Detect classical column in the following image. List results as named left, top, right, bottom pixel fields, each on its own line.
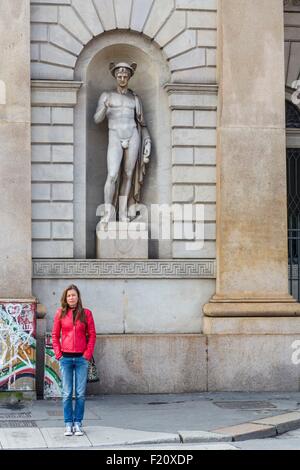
left=204, top=0, right=300, bottom=317
left=0, top=0, right=33, bottom=299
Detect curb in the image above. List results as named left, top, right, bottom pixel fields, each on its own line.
left=209, top=411, right=300, bottom=442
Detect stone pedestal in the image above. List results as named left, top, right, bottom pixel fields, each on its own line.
left=96, top=222, right=148, bottom=259
left=203, top=316, right=300, bottom=391
left=204, top=0, right=300, bottom=317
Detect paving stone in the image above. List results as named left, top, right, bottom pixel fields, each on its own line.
left=0, top=428, right=47, bottom=449
left=178, top=430, right=233, bottom=443
left=40, top=427, right=91, bottom=448
left=84, top=426, right=180, bottom=447
left=214, top=422, right=277, bottom=441
left=253, top=411, right=300, bottom=435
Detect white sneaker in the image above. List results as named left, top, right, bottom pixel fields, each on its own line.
left=64, top=424, right=73, bottom=436
left=73, top=423, right=84, bottom=436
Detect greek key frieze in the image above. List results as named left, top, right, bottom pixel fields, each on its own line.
left=32, top=260, right=216, bottom=279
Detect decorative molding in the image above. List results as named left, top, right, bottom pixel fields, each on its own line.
left=286, top=128, right=300, bottom=147
left=165, top=82, right=218, bottom=111
left=31, top=80, right=83, bottom=90
left=32, top=259, right=216, bottom=279
left=164, top=83, right=218, bottom=95
left=284, top=0, right=300, bottom=7
left=31, top=80, right=83, bottom=107
left=0, top=298, right=37, bottom=303
left=30, top=2, right=217, bottom=80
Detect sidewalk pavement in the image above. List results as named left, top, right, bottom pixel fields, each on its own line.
left=0, top=391, right=300, bottom=449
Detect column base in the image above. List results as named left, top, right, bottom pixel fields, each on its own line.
left=203, top=295, right=300, bottom=317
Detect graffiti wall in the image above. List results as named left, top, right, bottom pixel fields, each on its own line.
left=44, top=333, right=62, bottom=398
left=0, top=303, right=36, bottom=391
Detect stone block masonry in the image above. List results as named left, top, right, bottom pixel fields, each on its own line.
left=31, top=81, right=81, bottom=258
left=30, top=0, right=217, bottom=259
left=30, top=0, right=217, bottom=81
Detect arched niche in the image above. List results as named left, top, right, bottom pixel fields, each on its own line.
left=74, top=31, right=171, bottom=259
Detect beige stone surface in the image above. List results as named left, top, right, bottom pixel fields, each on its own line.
left=0, top=0, right=31, bottom=298
left=252, top=411, right=300, bottom=434
left=203, top=316, right=300, bottom=334
left=30, top=0, right=217, bottom=85
left=253, top=411, right=300, bottom=426
left=204, top=1, right=290, bottom=314
left=33, top=277, right=213, bottom=334
left=213, top=423, right=276, bottom=441
left=203, top=301, right=300, bottom=317
left=208, top=335, right=300, bottom=391
left=219, top=0, right=285, bottom=128
left=92, top=334, right=207, bottom=393
left=0, top=125, right=31, bottom=297
left=216, top=127, right=288, bottom=297
left=96, top=222, right=149, bottom=259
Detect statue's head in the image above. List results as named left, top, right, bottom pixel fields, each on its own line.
left=109, top=62, right=137, bottom=87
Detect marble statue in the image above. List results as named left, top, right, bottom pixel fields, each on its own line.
left=94, top=62, right=151, bottom=223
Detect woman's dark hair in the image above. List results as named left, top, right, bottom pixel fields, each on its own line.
left=60, top=284, right=86, bottom=324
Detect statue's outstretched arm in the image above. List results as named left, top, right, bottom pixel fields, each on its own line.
left=94, top=92, right=109, bottom=124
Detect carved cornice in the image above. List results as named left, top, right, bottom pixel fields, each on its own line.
left=31, top=80, right=83, bottom=107
left=0, top=298, right=37, bottom=303
left=32, top=259, right=216, bottom=279
left=284, top=0, right=300, bottom=7
left=31, top=80, right=83, bottom=90
left=164, top=83, right=218, bottom=95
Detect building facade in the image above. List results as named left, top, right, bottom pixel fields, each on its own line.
left=1, top=0, right=300, bottom=395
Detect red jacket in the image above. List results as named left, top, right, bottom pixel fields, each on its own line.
left=52, top=307, right=96, bottom=361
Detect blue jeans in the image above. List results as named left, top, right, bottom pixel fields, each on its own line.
left=59, top=356, right=89, bottom=426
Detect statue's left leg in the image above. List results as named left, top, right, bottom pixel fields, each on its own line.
left=119, top=129, right=140, bottom=221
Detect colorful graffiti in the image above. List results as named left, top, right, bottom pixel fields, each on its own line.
left=0, top=303, right=36, bottom=391
left=44, top=333, right=62, bottom=398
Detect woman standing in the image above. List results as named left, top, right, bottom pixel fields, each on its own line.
left=52, top=284, right=96, bottom=436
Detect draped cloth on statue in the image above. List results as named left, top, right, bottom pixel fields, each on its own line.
left=112, top=92, right=150, bottom=220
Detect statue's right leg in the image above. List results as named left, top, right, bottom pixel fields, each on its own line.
left=102, top=133, right=123, bottom=223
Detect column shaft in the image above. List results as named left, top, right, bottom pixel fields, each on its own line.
left=204, top=0, right=300, bottom=316
left=0, top=0, right=32, bottom=298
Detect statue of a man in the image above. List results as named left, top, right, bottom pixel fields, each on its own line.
left=94, top=62, right=151, bottom=224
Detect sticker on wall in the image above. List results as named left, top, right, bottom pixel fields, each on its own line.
left=0, top=303, right=36, bottom=391
left=44, top=333, right=62, bottom=398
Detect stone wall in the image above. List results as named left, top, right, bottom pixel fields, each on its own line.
left=30, top=0, right=217, bottom=82
left=30, top=0, right=218, bottom=259
left=31, top=81, right=80, bottom=258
